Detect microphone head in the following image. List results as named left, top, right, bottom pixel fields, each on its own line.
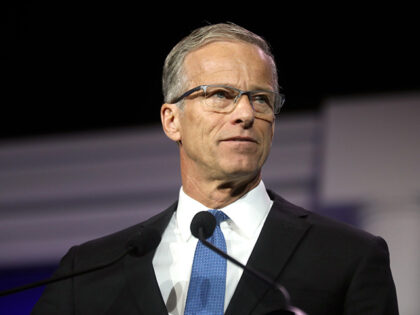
left=190, top=211, right=217, bottom=239
left=127, top=227, right=161, bottom=257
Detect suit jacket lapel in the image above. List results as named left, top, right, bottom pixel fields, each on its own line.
left=121, top=191, right=310, bottom=314
left=124, top=202, right=177, bottom=315
left=226, top=191, right=311, bottom=315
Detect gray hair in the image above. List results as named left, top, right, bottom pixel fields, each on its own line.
left=162, top=22, right=279, bottom=104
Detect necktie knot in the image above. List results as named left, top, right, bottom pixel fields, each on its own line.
left=208, top=209, right=228, bottom=226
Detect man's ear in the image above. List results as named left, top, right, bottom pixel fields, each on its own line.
left=161, top=103, right=182, bottom=142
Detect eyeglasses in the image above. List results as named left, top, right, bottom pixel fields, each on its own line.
left=171, top=85, right=285, bottom=116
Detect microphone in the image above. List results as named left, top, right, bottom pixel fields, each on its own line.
left=190, top=211, right=307, bottom=315
left=0, top=226, right=161, bottom=297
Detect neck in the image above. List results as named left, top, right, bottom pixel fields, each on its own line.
left=181, top=171, right=262, bottom=209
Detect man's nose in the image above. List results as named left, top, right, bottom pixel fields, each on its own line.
left=231, top=94, right=255, bottom=127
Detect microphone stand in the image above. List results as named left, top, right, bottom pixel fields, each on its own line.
left=0, top=227, right=161, bottom=297
left=198, top=228, right=307, bottom=315
left=0, top=248, right=129, bottom=297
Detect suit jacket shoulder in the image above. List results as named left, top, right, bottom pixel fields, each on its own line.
left=32, top=201, right=177, bottom=315
left=247, top=190, right=399, bottom=315
left=269, top=189, right=385, bottom=248
left=73, top=201, right=177, bottom=269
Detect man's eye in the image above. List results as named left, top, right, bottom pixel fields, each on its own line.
left=253, top=94, right=270, bottom=104
left=207, top=89, right=235, bottom=100
left=215, top=91, right=228, bottom=99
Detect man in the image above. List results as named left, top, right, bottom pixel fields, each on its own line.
left=32, top=23, right=398, bottom=315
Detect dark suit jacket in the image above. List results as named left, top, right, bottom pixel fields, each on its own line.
left=32, top=191, right=398, bottom=315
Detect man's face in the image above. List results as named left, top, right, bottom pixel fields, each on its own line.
left=168, top=41, right=275, bottom=182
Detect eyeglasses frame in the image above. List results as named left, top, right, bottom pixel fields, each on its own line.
left=170, top=84, right=285, bottom=115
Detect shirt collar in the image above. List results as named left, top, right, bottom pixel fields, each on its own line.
left=176, top=180, right=273, bottom=241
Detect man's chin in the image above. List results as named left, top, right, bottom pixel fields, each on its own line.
left=220, top=163, right=261, bottom=180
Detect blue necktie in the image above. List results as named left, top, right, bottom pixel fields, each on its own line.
left=185, top=210, right=228, bottom=315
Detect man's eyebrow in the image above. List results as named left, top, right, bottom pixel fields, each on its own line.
left=205, top=83, right=275, bottom=91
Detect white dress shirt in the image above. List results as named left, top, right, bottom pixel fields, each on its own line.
left=152, top=181, right=273, bottom=315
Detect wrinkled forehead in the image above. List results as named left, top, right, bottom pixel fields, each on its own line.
left=183, top=40, right=276, bottom=89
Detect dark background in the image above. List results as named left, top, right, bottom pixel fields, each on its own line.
left=3, top=2, right=419, bottom=141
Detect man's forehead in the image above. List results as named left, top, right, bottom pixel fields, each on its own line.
left=183, top=40, right=274, bottom=87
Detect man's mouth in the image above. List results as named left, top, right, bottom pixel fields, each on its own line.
left=222, top=136, right=257, bottom=143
